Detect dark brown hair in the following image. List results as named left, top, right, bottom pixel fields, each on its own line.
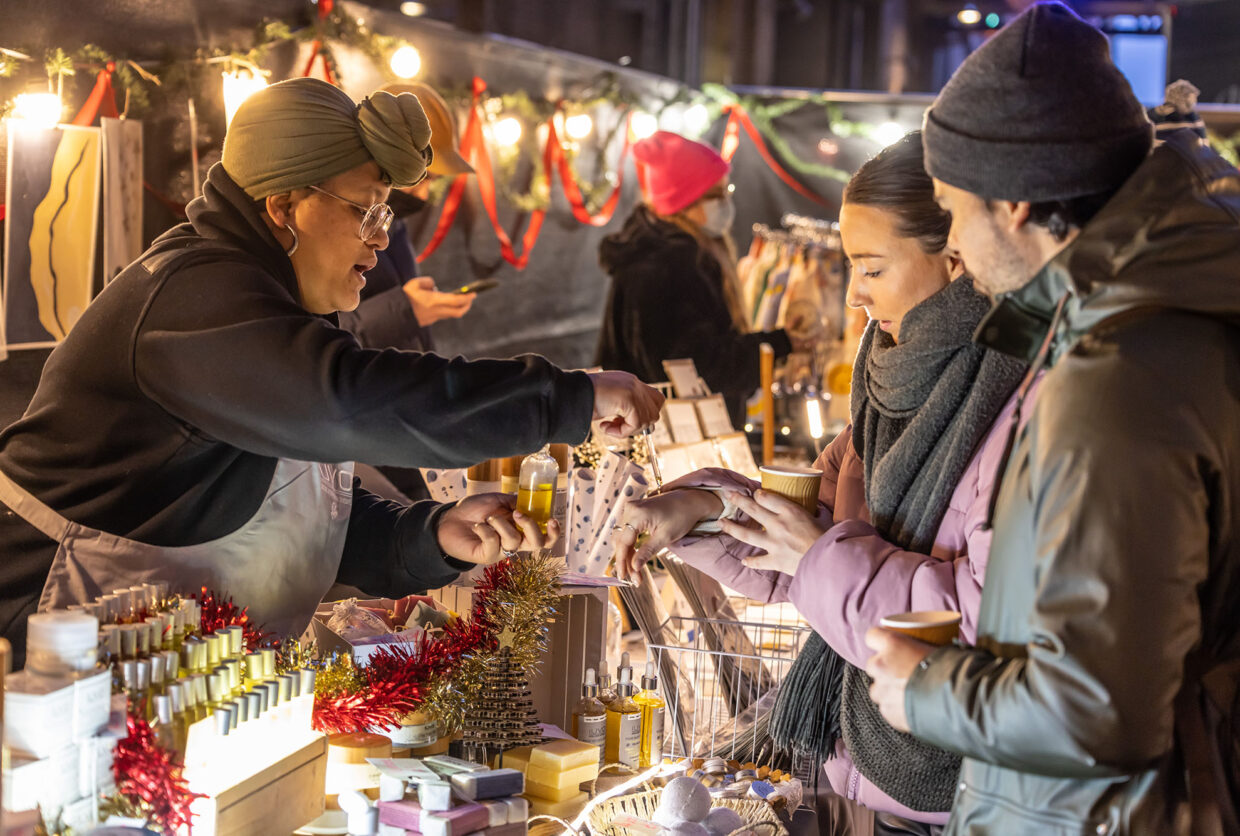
left=843, top=131, right=951, bottom=255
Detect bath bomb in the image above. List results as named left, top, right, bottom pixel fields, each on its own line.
left=659, top=823, right=710, bottom=836
left=654, top=777, right=712, bottom=826
left=703, top=808, right=746, bottom=836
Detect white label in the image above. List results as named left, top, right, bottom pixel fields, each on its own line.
left=576, top=712, right=606, bottom=749
left=380, top=721, right=440, bottom=748
left=72, top=669, right=112, bottom=739
left=619, top=712, right=641, bottom=767
left=644, top=708, right=664, bottom=763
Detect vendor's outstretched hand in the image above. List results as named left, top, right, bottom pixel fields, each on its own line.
left=437, top=493, right=560, bottom=565
left=614, top=489, right=724, bottom=583
left=727, top=489, right=827, bottom=575
left=588, top=371, right=665, bottom=438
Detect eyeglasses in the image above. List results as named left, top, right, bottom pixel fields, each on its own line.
left=306, top=185, right=394, bottom=240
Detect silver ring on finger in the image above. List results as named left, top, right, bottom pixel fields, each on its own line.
left=502, top=548, right=519, bottom=559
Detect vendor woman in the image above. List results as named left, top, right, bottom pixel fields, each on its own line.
left=0, top=78, right=663, bottom=666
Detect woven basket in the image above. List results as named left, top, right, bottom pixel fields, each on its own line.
left=586, top=788, right=787, bottom=836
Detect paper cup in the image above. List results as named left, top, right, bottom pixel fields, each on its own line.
left=879, top=610, right=962, bottom=646
left=758, top=465, right=823, bottom=514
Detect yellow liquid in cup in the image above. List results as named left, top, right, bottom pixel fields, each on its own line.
left=517, top=483, right=554, bottom=533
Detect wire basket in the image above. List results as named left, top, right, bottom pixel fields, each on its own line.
left=586, top=788, right=788, bottom=836
left=647, top=613, right=812, bottom=771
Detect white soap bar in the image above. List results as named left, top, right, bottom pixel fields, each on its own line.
left=503, top=797, right=528, bottom=824
left=379, top=773, right=407, bottom=803
left=484, top=801, right=508, bottom=827
left=418, top=779, right=455, bottom=811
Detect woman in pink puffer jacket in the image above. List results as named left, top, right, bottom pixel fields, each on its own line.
left=615, top=133, right=1039, bottom=834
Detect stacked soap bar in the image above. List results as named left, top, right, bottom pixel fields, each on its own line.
left=373, top=755, right=530, bottom=836
left=492, top=738, right=601, bottom=813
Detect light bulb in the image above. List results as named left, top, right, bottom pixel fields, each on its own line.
left=565, top=113, right=593, bottom=140
left=10, top=92, right=63, bottom=129
left=873, top=121, right=905, bottom=148
left=957, top=6, right=982, bottom=25
left=683, top=104, right=709, bottom=137
left=400, top=1, right=428, bottom=15
left=222, top=70, right=269, bottom=127
left=494, top=117, right=522, bottom=147
left=630, top=111, right=658, bottom=139
left=806, top=397, right=825, bottom=440
left=389, top=45, right=421, bottom=79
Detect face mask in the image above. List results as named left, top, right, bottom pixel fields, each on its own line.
left=699, top=194, right=736, bottom=238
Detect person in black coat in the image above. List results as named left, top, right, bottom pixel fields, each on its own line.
left=0, top=78, right=663, bottom=666
left=595, top=131, right=796, bottom=427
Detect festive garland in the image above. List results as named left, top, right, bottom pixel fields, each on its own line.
left=193, top=586, right=278, bottom=652
left=310, top=553, right=560, bottom=736
left=100, top=714, right=203, bottom=836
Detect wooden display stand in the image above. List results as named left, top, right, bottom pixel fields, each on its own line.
left=188, top=734, right=328, bottom=836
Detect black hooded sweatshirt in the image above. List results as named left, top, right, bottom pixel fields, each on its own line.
left=0, top=164, right=593, bottom=658
left=595, top=206, right=790, bottom=424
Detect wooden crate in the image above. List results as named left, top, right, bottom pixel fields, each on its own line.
left=189, top=734, right=327, bottom=836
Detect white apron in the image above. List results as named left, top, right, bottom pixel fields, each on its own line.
left=0, top=458, right=354, bottom=640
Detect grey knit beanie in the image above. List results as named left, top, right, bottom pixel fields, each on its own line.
left=923, top=1, right=1153, bottom=202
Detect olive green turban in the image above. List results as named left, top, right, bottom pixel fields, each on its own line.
left=222, top=77, right=434, bottom=200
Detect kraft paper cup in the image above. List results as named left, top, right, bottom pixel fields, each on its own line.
left=879, top=610, right=962, bottom=646
left=758, top=465, right=823, bottom=514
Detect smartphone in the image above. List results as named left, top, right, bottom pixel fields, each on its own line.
left=457, top=279, right=500, bottom=294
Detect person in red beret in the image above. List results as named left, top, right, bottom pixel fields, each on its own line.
left=595, top=131, right=805, bottom=427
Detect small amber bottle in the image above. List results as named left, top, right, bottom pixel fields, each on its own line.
left=604, top=668, right=641, bottom=768
left=571, top=668, right=608, bottom=763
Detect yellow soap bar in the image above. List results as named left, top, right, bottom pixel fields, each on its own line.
left=524, top=790, right=589, bottom=816
left=494, top=746, right=535, bottom=771
left=528, top=739, right=601, bottom=771
left=525, top=761, right=598, bottom=791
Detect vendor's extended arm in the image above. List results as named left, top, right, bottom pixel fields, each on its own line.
left=337, top=485, right=558, bottom=596
left=135, top=262, right=596, bottom=467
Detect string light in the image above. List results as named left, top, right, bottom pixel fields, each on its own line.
left=682, top=103, right=710, bottom=137
left=10, top=91, right=63, bottom=129
left=565, top=113, right=593, bottom=140
left=389, top=44, right=421, bottom=79
left=630, top=111, right=658, bottom=139
left=493, top=116, right=522, bottom=147
left=221, top=69, right=268, bottom=127
left=874, top=121, right=905, bottom=147
left=806, top=396, right=825, bottom=440
left=400, top=1, right=428, bottom=15
left=957, top=5, right=982, bottom=25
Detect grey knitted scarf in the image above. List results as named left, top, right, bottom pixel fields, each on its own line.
left=769, top=277, right=1025, bottom=812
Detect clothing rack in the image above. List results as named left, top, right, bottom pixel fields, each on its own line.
left=780, top=213, right=841, bottom=249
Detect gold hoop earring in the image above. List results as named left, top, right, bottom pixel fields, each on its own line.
left=283, top=223, right=300, bottom=257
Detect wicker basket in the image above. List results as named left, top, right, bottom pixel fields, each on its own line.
left=586, top=788, right=787, bottom=836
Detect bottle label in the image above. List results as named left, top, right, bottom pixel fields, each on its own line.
left=648, top=707, right=664, bottom=762
left=576, top=712, right=606, bottom=749
left=619, top=712, right=641, bottom=767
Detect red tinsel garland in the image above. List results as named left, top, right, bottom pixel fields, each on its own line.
left=312, top=631, right=464, bottom=734
left=310, top=564, right=518, bottom=734
left=112, top=713, right=203, bottom=835
left=193, top=587, right=276, bottom=651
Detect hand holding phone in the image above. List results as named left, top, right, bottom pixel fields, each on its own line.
left=457, top=279, right=500, bottom=294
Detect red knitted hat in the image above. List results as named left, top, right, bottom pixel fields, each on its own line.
left=632, top=131, right=730, bottom=215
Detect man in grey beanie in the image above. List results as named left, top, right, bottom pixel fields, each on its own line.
left=863, top=2, right=1240, bottom=833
